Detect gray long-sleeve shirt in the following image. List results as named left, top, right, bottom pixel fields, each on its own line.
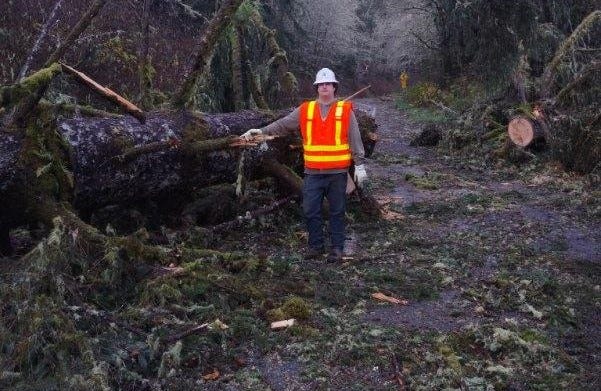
left=261, top=102, right=366, bottom=174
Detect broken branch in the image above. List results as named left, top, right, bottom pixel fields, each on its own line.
left=60, top=62, right=146, bottom=123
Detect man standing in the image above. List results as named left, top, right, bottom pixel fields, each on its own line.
left=240, top=68, right=368, bottom=262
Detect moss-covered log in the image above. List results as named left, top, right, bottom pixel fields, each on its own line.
left=0, top=107, right=377, bottom=247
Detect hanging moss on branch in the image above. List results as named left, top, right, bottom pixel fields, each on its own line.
left=555, top=61, right=601, bottom=104
left=249, top=8, right=298, bottom=95
left=171, top=0, right=245, bottom=109
left=238, top=30, right=269, bottom=110
left=540, top=10, right=601, bottom=98
left=0, top=63, right=63, bottom=111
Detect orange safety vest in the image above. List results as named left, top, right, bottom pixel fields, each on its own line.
left=299, top=100, right=353, bottom=170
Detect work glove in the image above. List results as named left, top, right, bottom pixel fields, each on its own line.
left=353, top=164, right=367, bottom=188
left=240, top=128, right=262, bottom=141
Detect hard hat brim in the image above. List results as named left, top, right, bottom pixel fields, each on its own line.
left=313, top=80, right=339, bottom=85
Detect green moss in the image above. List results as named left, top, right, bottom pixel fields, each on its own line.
left=289, top=324, right=320, bottom=338
left=181, top=111, right=210, bottom=144
left=1, top=63, right=62, bottom=109
left=99, top=36, right=137, bottom=65
left=109, top=126, right=135, bottom=151
left=281, top=296, right=312, bottom=320
left=16, top=106, right=74, bottom=225
left=405, top=172, right=443, bottom=190
left=520, top=328, right=548, bottom=344
left=437, top=343, right=462, bottom=374
left=270, top=51, right=287, bottom=66
left=282, top=72, right=298, bottom=92
left=141, top=282, right=183, bottom=307
left=117, top=233, right=166, bottom=264
left=266, top=308, right=286, bottom=322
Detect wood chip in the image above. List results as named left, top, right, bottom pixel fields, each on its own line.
left=202, top=369, right=220, bottom=381
left=270, top=318, right=296, bottom=329
left=372, top=292, right=409, bottom=305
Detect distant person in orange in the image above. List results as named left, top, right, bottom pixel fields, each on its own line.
left=400, top=71, right=409, bottom=90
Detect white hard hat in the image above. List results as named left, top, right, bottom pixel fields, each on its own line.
left=313, top=68, right=338, bottom=85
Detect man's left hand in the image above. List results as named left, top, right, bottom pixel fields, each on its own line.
left=353, top=164, right=367, bottom=188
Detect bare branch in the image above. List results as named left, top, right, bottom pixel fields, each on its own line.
left=45, top=0, right=110, bottom=66
left=409, top=29, right=440, bottom=52
left=18, top=0, right=64, bottom=81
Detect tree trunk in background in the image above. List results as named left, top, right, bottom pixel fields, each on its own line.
left=238, top=30, right=269, bottom=110
left=230, top=23, right=245, bottom=110
left=138, top=0, right=153, bottom=110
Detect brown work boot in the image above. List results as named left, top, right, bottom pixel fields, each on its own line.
left=326, top=248, right=344, bottom=263
left=304, top=246, right=325, bottom=260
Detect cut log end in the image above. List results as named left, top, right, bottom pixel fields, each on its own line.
left=508, top=117, right=535, bottom=147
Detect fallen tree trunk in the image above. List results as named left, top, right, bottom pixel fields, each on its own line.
left=0, top=107, right=377, bottom=238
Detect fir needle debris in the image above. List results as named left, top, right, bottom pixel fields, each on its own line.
left=371, top=292, right=409, bottom=305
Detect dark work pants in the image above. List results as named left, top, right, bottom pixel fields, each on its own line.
left=302, top=173, right=347, bottom=250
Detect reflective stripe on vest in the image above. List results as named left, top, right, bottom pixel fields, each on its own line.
left=301, top=100, right=352, bottom=170
left=306, top=101, right=315, bottom=146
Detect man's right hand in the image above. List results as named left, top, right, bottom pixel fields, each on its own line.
left=240, top=128, right=262, bottom=140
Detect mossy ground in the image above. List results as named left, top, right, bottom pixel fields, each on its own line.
left=1, top=98, right=599, bottom=390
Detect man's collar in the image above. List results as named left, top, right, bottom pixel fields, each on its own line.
left=317, top=98, right=336, bottom=105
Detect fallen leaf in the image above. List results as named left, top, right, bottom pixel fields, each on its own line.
left=202, top=369, right=220, bottom=381
left=372, top=292, right=408, bottom=305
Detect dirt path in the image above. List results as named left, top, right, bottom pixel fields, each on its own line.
left=353, top=96, right=600, bottom=389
